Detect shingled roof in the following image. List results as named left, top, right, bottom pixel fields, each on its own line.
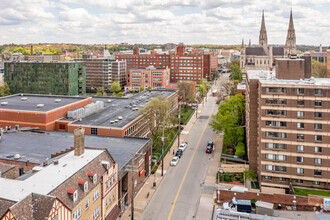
left=0, top=198, right=15, bottom=218
left=246, top=47, right=268, bottom=56
left=273, top=47, right=285, bottom=56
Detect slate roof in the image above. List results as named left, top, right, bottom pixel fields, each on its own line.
left=245, top=46, right=284, bottom=56
left=0, top=198, right=15, bottom=218
left=273, top=47, right=284, bottom=56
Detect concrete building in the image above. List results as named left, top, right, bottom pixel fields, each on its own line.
left=240, top=10, right=296, bottom=72
left=0, top=128, right=120, bottom=220
left=0, top=89, right=178, bottom=138
left=0, top=129, right=151, bottom=216
left=111, top=60, right=127, bottom=89
left=116, top=44, right=218, bottom=85
left=246, top=56, right=330, bottom=193
left=4, top=61, right=86, bottom=96
left=127, top=66, right=170, bottom=91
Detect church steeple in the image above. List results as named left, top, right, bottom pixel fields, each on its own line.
left=259, top=10, right=268, bottom=47
left=241, top=39, right=245, bottom=48
left=285, top=9, right=297, bottom=56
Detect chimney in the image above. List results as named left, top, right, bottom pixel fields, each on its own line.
left=74, top=127, right=85, bottom=156
left=31, top=45, right=33, bottom=55
left=133, top=48, right=139, bottom=55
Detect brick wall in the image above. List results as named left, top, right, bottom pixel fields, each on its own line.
left=0, top=159, right=39, bottom=178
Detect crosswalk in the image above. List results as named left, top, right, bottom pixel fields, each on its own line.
left=316, top=213, right=330, bottom=220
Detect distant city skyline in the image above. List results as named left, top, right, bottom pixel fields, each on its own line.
left=0, top=0, right=329, bottom=46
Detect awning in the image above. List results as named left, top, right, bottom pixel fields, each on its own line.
left=105, top=204, right=121, bottom=220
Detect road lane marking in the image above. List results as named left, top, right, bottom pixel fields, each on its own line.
left=167, top=100, right=216, bottom=220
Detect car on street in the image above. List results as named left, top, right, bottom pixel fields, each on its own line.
left=170, top=156, right=179, bottom=166
left=179, top=142, right=188, bottom=151
left=206, top=141, right=214, bottom=153
left=175, top=149, right=183, bottom=158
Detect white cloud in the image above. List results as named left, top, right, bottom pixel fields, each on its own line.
left=0, top=0, right=329, bottom=45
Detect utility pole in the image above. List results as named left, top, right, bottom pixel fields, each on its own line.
left=131, top=152, right=135, bottom=220
left=161, top=124, right=165, bottom=176
left=177, top=103, right=181, bottom=148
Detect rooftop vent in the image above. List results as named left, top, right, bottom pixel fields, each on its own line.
left=14, top=154, right=21, bottom=160
left=114, top=119, right=119, bottom=123
left=118, top=116, right=123, bottom=120
left=1, top=102, right=8, bottom=106
left=37, top=104, right=44, bottom=108
left=107, top=99, right=112, bottom=103
left=54, top=99, right=61, bottom=103
left=32, top=166, right=43, bottom=172
left=21, top=97, right=28, bottom=101
left=110, top=121, right=115, bottom=124
left=54, top=160, right=59, bottom=165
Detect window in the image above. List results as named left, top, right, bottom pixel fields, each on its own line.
left=297, top=145, right=304, bottom=151
left=266, top=121, right=286, bottom=127
left=264, top=176, right=272, bottom=180
left=84, top=182, right=88, bottom=193
left=297, top=134, right=304, bottom=140
left=296, top=179, right=303, bottom=183
left=266, top=88, right=287, bottom=93
left=315, top=135, right=322, bottom=142
left=266, top=154, right=286, bottom=161
left=315, top=146, right=322, bottom=153
left=73, top=190, right=78, bottom=203
left=106, top=198, right=109, bottom=207
left=297, top=157, right=304, bottom=163
left=297, top=88, right=304, bottom=94
left=52, top=216, right=58, bottom=220
left=315, top=158, right=322, bottom=165
left=265, top=165, right=286, bottom=172
left=297, top=100, right=304, bottom=106
left=315, top=101, right=322, bottom=107
left=315, top=89, right=322, bottom=95
left=297, top=111, right=304, bottom=117
left=265, top=143, right=286, bottom=149
left=93, top=207, right=100, bottom=220
left=313, top=181, right=320, bottom=185
left=297, top=168, right=304, bottom=174
left=265, top=99, right=286, bottom=105
left=85, top=199, right=89, bottom=209
left=314, top=124, right=322, bottom=130
left=91, top=128, right=98, bottom=135
left=93, top=174, right=97, bottom=184
left=113, top=191, right=116, bottom=200
left=73, top=207, right=81, bottom=220
left=297, top=123, right=304, bottom=129
left=314, top=112, right=322, bottom=118
left=279, top=177, right=286, bottom=181
left=265, top=132, right=286, bottom=138
left=266, top=110, right=286, bottom=116
left=93, top=189, right=100, bottom=201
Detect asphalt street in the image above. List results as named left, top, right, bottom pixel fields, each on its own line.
left=141, top=76, right=227, bottom=220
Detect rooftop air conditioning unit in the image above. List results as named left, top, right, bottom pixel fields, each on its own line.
left=14, top=154, right=21, bottom=159
left=118, top=116, right=123, bottom=120
left=54, top=99, right=61, bottom=103
left=114, top=119, right=119, bottom=123
left=107, top=99, right=112, bottom=103
left=110, top=121, right=115, bottom=124
left=21, top=97, right=28, bottom=101
left=37, top=104, right=44, bottom=108
left=1, top=102, right=8, bottom=106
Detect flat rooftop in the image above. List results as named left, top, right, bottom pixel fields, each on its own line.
left=71, top=89, right=176, bottom=128
left=247, top=69, right=330, bottom=86
left=0, top=149, right=104, bottom=202
left=0, top=130, right=150, bottom=171
left=0, top=94, right=89, bottom=112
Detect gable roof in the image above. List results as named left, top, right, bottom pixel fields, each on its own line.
left=246, top=47, right=268, bottom=56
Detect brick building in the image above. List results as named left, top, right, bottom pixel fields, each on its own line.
left=116, top=44, right=218, bottom=85
left=127, top=66, right=170, bottom=91
left=0, top=129, right=152, bottom=217
left=327, top=48, right=330, bottom=76
left=4, top=61, right=86, bottom=96
left=246, top=56, right=330, bottom=193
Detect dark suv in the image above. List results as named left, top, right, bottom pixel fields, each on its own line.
left=175, top=149, right=183, bottom=158
left=206, top=141, right=214, bottom=153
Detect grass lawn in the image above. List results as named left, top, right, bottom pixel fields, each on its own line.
left=179, top=106, right=195, bottom=124
left=294, top=188, right=330, bottom=197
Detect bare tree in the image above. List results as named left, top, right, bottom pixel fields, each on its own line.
left=177, top=81, right=196, bottom=106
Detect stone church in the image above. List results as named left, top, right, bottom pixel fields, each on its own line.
left=240, top=10, right=297, bottom=72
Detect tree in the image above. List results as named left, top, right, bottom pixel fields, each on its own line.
left=147, top=86, right=152, bottom=90
left=117, top=92, right=123, bottom=97
left=96, top=87, right=106, bottom=96
left=243, top=169, right=257, bottom=188
left=0, top=83, right=11, bottom=97
left=312, top=59, right=328, bottom=78
left=177, top=80, right=196, bottom=106
left=139, top=95, right=175, bottom=144
left=109, top=82, right=121, bottom=93
left=229, top=64, right=243, bottom=81
left=228, top=59, right=240, bottom=69
left=139, top=86, right=145, bottom=92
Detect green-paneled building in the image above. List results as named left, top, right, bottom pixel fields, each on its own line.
left=4, top=62, right=86, bottom=96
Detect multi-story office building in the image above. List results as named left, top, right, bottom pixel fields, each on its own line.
left=127, top=66, right=170, bottom=91
left=246, top=56, right=330, bottom=193
left=4, top=61, right=86, bottom=96
left=76, top=54, right=126, bottom=91
left=116, top=44, right=218, bottom=85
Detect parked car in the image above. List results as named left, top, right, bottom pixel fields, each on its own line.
left=175, top=149, right=183, bottom=158
left=206, top=141, right=214, bottom=153
left=170, top=156, right=179, bottom=166
left=179, top=142, right=188, bottom=151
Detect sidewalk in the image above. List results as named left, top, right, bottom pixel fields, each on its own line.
left=119, top=101, right=206, bottom=220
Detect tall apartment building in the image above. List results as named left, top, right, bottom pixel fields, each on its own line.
left=4, top=61, right=86, bottom=96
left=76, top=54, right=126, bottom=91
left=116, top=44, right=218, bottom=85
left=246, top=56, right=330, bottom=193
left=127, top=66, right=170, bottom=91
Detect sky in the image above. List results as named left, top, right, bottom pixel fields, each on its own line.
left=0, top=0, right=329, bottom=46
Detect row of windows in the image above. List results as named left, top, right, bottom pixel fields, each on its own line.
left=263, top=176, right=321, bottom=185
left=265, top=98, right=325, bottom=107
left=105, top=191, right=116, bottom=208
left=265, top=154, right=322, bottom=164
left=266, top=132, right=324, bottom=142
left=265, top=88, right=323, bottom=95
left=265, top=165, right=323, bottom=175
left=265, top=121, right=323, bottom=130
left=265, top=143, right=322, bottom=153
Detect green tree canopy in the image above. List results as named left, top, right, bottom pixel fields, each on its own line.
left=229, top=64, right=243, bottom=81
left=117, top=92, right=123, bottom=97
left=0, top=83, right=11, bottom=97
left=228, top=59, right=240, bottom=69
left=110, top=82, right=121, bottom=93
left=139, top=86, right=145, bottom=92
left=96, top=87, right=106, bottom=96
left=312, top=59, right=328, bottom=78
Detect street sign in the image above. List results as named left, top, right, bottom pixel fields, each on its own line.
left=139, top=168, right=144, bottom=176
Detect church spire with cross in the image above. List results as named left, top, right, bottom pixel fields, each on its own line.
left=285, top=9, right=297, bottom=56
left=259, top=10, right=268, bottom=47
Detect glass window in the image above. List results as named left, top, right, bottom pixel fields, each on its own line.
left=315, top=89, right=322, bottom=95
left=91, top=128, right=98, bottom=135
left=297, top=123, right=304, bottom=129
left=297, top=100, right=304, bottom=106
left=314, top=112, right=322, bottom=118
left=265, top=143, right=286, bottom=149
left=314, top=124, right=322, bottom=130
left=279, top=177, right=286, bottom=181
left=315, top=135, right=322, bottom=142
left=297, top=145, right=304, bottom=151
left=297, top=168, right=304, bottom=174
left=264, top=176, right=272, bottom=180
left=297, top=111, right=304, bottom=117
left=315, top=101, right=322, bottom=107
left=314, top=158, right=322, bottom=165
left=313, top=181, right=320, bottom=185
left=297, top=134, right=304, bottom=140
left=297, top=157, right=304, bottom=163
left=297, top=88, right=304, bottom=94
left=296, top=179, right=303, bottom=183
left=315, top=146, right=322, bottom=153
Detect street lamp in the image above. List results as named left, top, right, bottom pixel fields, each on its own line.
left=217, top=169, right=224, bottom=204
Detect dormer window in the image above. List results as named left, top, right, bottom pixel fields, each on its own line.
left=67, top=189, right=78, bottom=202
left=78, top=180, right=88, bottom=193
left=87, top=172, right=97, bottom=184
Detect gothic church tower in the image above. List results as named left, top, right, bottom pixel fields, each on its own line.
left=284, top=9, right=297, bottom=56
left=259, top=10, right=268, bottom=47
